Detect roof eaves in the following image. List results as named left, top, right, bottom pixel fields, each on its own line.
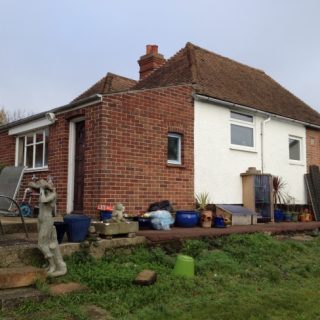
left=194, top=93, right=320, bottom=129
left=0, top=94, right=103, bottom=133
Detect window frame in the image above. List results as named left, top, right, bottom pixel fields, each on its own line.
left=229, top=110, right=256, bottom=152
left=167, top=133, right=182, bottom=165
left=15, top=128, right=49, bottom=171
left=288, top=135, right=303, bottom=163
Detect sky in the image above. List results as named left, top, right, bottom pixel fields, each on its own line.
left=0, top=0, right=319, bottom=114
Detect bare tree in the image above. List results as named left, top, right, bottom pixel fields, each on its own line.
left=0, top=107, right=34, bottom=125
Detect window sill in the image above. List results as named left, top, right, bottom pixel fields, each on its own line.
left=166, top=163, right=186, bottom=169
left=25, top=167, right=49, bottom=173
left=229, top=146, right=257, bottom=153
left=289, top=161, right=304, bottom=167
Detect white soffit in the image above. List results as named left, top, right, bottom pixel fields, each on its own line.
left=8, top=118, right=53, bottom=135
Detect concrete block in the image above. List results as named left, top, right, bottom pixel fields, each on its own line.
left=92, top=221, right=139, bottom=236
left=0, top=266, right=47, bottom=289
left=134, top=269, right=157, bottom=285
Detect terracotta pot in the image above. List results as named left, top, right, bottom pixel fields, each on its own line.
left=305, top=213, right=311, bottom=222
left=201, top=210, right=212, bottom=228
left=299, top=214, right=307, bottom=222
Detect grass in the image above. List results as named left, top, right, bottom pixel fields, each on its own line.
left=3, top=233, right=320, bottom=319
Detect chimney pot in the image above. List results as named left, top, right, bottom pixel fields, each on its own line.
left=138, top=44, right=166, bottom=80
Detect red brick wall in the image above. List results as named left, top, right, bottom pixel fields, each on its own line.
left=0, top=102, right=105, bottom=215
left=0, top=85, right=194, bottom=217
left=306, top=128, right=320, bottom=169
left=101, top=85, right=195, bottom=214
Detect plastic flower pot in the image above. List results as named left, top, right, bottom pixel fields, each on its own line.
left=138, top=217, right=152, bottom=230
left=284, top=212, right=292, bottom=222
left=274, top=209, right=284, bottom=222
left=175, top=211, right=199, bottom=228
left=214, top=216, right=225, bottom=228
left=291, top=212, right=299, bottom=222
left=173, top=255, right=195, bottom=278
left=100, top=210, right=112, bottom=221
left=63, top=214, right=91, bottom=242
left=54, top=221, right=67, bottom=244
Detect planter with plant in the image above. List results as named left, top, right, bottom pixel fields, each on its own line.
left=273, top=176, right=288, bottom=222
left=195, top=192, right=212, bottom=228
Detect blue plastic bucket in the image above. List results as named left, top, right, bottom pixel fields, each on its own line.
left=63, top=214, right=91, bottom=242
left=100, top=210, right=112, bottom=221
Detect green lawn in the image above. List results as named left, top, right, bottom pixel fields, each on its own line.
left=4, top=233, right=320, bottom=320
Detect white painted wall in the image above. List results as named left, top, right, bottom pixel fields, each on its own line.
left=194, top=100, right=307, bottom=204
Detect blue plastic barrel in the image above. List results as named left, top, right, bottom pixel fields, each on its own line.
left=63, top=214, right=91, bottom=242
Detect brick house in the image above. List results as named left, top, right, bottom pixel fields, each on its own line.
left=0, top=42, right=319, bottom=216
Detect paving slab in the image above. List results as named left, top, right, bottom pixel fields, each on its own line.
left=0, top=287, right=48, bottom=311
left=0, top=266, right=47, bottom=289
left=48, top=282, right=88, bottom=296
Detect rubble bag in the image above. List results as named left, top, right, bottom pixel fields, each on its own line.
left=149, top=210, right=174, bottom=230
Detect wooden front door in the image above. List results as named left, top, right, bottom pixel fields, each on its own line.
left=73, top=121, right=85, bottom=213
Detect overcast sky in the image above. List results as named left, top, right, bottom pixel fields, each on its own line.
left=0, top=0, right=319, bottom=114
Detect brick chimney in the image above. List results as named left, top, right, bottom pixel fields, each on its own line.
left=138, top=45, right=166, bottom=80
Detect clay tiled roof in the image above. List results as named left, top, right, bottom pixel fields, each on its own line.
left=134, top=42, right=320, bottom=126
left=73, top=72, right=137, bottom=102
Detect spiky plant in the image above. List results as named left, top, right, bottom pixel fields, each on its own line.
left=195, top=192, right=211, bottom=211
left=273, top=176, right=288, bottom=208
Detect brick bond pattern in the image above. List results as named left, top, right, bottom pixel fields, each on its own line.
left=306, top=128, right=320, bottom=170
left=0, top=85, right=194, bottom=216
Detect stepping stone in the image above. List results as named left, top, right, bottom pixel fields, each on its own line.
left=48, top=282, right=88, bottom=296
left=134, top=269, right=157, bottom=286
left=0, top=266, right=47, bottom=289
left=0, top=287, right=48, bottom=311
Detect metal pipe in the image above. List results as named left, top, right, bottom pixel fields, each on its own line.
left=261, top=117, right=271, bottom=173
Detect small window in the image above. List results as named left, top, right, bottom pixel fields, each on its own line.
left=16, top=128, right=49, bottom=169
left=167, top=133, right=181, bottom=165
left=289, top=136, right=302, bottom=161
left=230, top=111, right=254, bottom=148
left=231, top=111, right=253, bottom=123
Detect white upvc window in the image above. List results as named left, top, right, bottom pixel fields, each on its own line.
left=230, top=111, right=255, bottom=151
left=15, top=128, right=49, bottom=170
left=289, top=135, right=302, bottom=162
left=167, top=133, right=182, bottom=165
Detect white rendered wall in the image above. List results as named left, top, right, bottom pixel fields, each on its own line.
left=194, top=100, right=307, bottom=204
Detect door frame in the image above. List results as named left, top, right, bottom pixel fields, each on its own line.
left=67, top=117, right=85, bottom=213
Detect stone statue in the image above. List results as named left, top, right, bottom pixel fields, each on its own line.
left=29, top=179, right=67, bottom=277
left=111, top=203, right=126, bottom=223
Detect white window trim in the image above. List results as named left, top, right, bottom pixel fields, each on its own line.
left=9, top=117, right=53, bottom=136
left=289, top=135, right=303, bottom=164
left=167, top=133, right=182, bottom=165
left=229, top=111, right=256, bottom=152
left=15, top=129, right=49, bottom=171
